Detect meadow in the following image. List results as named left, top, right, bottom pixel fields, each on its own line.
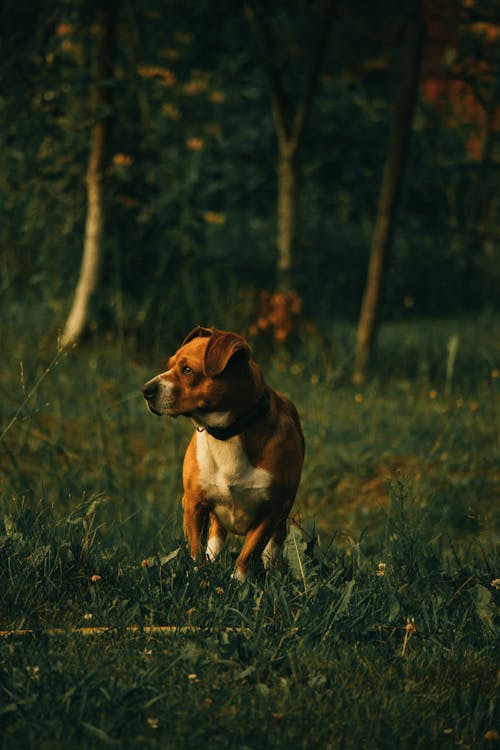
left=0, top=299, right=498, bottom=749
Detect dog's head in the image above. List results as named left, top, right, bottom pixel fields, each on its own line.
left=141, top=327, right=258, bottom=422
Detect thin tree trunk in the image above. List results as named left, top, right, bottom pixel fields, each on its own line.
left=352, top=13, right=425, bottom=385
left=247, top=0, right=336, bottom=291
left=277, top=146, right=298, bottom=291
left=61, top=2, right=117, bottom=349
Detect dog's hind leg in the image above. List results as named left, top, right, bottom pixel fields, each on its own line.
left=262, top=518, right=287, bottom=570
left=234, top=513, right=284, bottom=581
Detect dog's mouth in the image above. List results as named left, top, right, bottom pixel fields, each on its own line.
left=145, top=401, right=162, bottom=416
left=145, top=400, right=187, bottom=417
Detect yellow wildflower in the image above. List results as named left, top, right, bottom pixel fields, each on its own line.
left=401, top=617, right=416, bottom=657
left=376, top=562, right=386, bottom=577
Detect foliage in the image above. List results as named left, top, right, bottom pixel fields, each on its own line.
left=1, top=0, right=499, bottom=350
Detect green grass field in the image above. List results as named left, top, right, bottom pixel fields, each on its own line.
left=0, top=304, right=498, bottom=749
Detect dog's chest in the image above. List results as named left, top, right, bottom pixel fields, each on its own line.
left=195, top=432, right=272, bottom=535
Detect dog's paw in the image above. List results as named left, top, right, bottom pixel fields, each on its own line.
left=262, top=539, right=281, bottom=570
left=230, top=568, right=246, bottom=584
left=206, top=537, right=224, bottom=562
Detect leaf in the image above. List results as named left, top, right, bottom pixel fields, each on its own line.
left=284, top=526, right=308, bottom=589
left=474, top=584, right=495, bottom=634
left=27, top=545, right=52, bottom=568
left=158, top=548, right=181, bottom=566
left=142, top=547, right=181, bottom=568
left=235, top=665, right=256, bottom=682
left=333, top=579, right=356, bottom=622
left=3, top=515, right=17, bottom=537
left=81, top=722, right=119, bottom=747
left=0, top=703, right=18, bottom=716
left=388, top=595, right=401, bottom=623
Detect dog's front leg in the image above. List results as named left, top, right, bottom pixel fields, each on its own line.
left=182, top=494, right=209, bottom=561
left=206, top=512, right=227, bottom=561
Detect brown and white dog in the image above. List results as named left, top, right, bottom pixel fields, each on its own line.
left=141, top=326, right=305, bottom=581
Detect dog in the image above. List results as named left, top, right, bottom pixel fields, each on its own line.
left=141, top=326, right=305, bottom=581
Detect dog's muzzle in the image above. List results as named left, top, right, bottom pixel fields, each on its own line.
left=141, top=378, right=162, bottom=415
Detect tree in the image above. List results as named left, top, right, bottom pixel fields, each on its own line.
left=352, top=6, right=425, bottom=385
left=61, top=0, right=117, bottom=348
left=246, top=0, right=336, bottom=291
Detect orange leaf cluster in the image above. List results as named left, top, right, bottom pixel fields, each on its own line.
left=138, top=66, right=176, bottom=87
left=56, top=23, right=73, bottom=36
left=162, top=102, right=181, bottom=121
left=210, top=91, right=226, bottom=104
left=249, top=290, right=302, bottom=343
left=113, top=153, right=134, bottom=167
left=421, top=5, right=500, bottom=160
left=183, top=78, right=209, bottom=96
left=186, top=137, right=204, bottom=151
left=203, top=211, right=226, bottom=225
left=421, top=75, right=500, bottom=159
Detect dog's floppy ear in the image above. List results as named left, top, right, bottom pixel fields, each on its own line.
left=203, top=331, right=250, bottom=377
left=182, top=326, right=213, bottom=346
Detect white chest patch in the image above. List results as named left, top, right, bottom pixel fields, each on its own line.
left=196, top=431, right=272, bottom=535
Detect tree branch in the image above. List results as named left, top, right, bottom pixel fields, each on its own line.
left=290, top=0, right=337, bottom=150
left=246, top=0, right=291, bottom=143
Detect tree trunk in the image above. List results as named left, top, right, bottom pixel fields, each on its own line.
left=277, top=145, right=298, bottom=291
left=61, top=2, right=116, bottom=349
left=352, top=14, right=425, bottom=385
left=247, top=0, right=336, bottom=292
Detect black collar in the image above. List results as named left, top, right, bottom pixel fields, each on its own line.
left=202, top=391, right=271, bottom=441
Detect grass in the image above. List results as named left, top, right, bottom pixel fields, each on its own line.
left=0, top=300, right=498, bottom=749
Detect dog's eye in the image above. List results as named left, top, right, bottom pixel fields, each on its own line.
left=181, top=366, right=193, bottom=375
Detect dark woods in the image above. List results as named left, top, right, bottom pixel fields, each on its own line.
left=1, top=0, right=498, bottom=366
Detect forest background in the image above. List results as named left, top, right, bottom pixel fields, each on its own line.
left=1, top=0, right=499, bottom=364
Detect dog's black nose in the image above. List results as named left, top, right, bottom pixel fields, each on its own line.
left=141, top=380, right=158, bottom=401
